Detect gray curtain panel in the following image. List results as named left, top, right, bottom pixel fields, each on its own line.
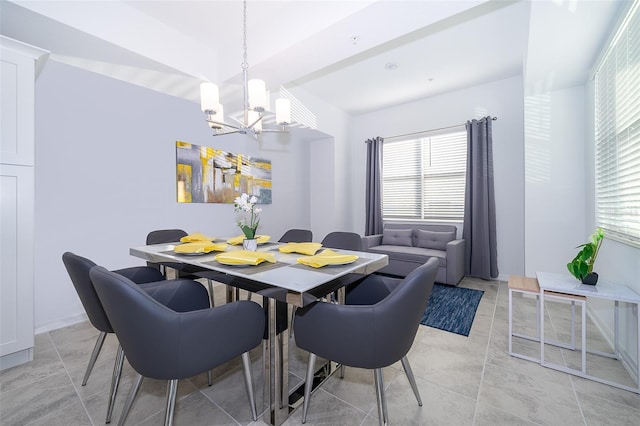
left=463, top=117, right=498, bottom=279
left=365, top=137, right=384, bottom=236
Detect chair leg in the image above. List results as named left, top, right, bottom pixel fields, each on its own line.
left=400, top=356, right=422, bottom=406
left=374, top=369, right=388, bottom=426
left=164, top=379, right=178, bottom=426
left=82, top=331, right=107, bottom=386
left=106, top=344, right=125, bottom=423
left=118, top=374, right=144, bottom=426
left=241, top=352, right=258, bottom=421
left=289, top=307, right=296, bottom=339
left=301, top=353, right=317, bottom=424
left=202, top=278, right=215, bottom=387
left=207, top=280, right=215, bottom=307
left=340, top=364, right=345, bottom=379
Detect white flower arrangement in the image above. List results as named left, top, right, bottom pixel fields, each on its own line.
left=234, top=193, right=261, bottom=239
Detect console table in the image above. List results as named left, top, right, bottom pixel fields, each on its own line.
left=536, top=272, right=640, bottom=394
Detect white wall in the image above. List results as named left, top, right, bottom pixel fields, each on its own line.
left=34, top=60, right=311, bottom=331
left=289, top=86, right=354, bottom=240
left=349, top=75, right=526, bottom=279
left=523, top=86, right=586, bottom=276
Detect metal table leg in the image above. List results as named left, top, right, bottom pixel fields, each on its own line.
left=263, top=296, right=289, bottom=426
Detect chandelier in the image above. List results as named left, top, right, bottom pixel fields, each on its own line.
left=199, top=0, right=291, bottom=136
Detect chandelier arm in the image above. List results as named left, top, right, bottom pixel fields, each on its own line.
left=227, top=115, right=246, bottom=127
left=212, top=130, right=242, bottom=136
left=206, top=118, right=241, bottom=130
left=246, top=113, right=263, bottom=130
left=260, top=128, right=290, bottom=134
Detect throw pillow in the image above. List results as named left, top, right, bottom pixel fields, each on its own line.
left=415, top=229, right=456, bottom=250
left=381, top=228, right=413, bottom=247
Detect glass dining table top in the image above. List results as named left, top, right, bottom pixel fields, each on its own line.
left=130, top=240, right=388, bottom=297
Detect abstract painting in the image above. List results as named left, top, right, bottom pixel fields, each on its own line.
left=176, top=141, right=272, bottom=204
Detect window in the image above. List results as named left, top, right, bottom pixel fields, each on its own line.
left=382, top=130, right=467, bottom=221
left=594, top=1, right=640, bottom=247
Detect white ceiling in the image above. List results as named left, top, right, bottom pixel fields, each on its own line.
left=0, top=0, right=626, bottom=116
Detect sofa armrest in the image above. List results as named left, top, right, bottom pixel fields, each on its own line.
left=446, top=239, right=466, bottom=285
left=362, top=234, right=383, bottom=250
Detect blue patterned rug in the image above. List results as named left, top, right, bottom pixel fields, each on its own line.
left=420, top=284, right=484, bottom=336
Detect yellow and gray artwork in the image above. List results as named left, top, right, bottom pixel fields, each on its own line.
left=176, top=141, right=272, bottom=204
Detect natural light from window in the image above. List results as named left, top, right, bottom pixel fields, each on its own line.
left=382, top=130, right=467, bottom=222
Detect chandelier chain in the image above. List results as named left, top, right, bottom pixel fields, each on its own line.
left=241, top=0, right=248, bottom=70
left=200, top=0, right=291, bottom=136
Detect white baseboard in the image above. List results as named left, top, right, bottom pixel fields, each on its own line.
left=1, top=347, right=33, bottom=371
left=35, top=313, right=88, bottom=335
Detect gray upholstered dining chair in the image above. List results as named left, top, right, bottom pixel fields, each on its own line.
left=62, top=252, right=210, bottom=423
left=89, top=266, right=265, bottom=426
left=278, top=228, right=313, bottom=243
left=318, top=230, right=366, bottom=304
left=146, top=229, right=192, bottom=276
left=288, top=230, right=365, bottom=339
left=321, top=231, right=363, bottom=251
left=147, top=228, right=223, bottom=306
left=294, top=257, right=439, bottom=425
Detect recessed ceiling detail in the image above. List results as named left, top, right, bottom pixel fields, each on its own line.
left=0, top=0, right=625, bottom=116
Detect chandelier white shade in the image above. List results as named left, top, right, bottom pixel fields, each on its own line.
left=200, top=82, right=219, bottom=114
left=200, top=0, right=291, bottom=136
left=275, top=98, right=291, bottom=125
left=248, top=79, right=266, bottom=111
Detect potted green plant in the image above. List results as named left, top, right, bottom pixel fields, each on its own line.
left=233, top=193, right=261, bottom=251
left=567, top=228, right=604, bottom=285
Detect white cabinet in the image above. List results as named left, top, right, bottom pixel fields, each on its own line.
left=0, top=36, right=48, bottom=370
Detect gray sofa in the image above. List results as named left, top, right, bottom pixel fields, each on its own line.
left=362, top=224, right=465, bottom=286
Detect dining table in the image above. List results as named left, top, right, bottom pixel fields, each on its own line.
left=130, top=238, right=388, bottom=426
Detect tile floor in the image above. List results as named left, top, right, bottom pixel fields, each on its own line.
left=2, top=277, right=640, bottom=425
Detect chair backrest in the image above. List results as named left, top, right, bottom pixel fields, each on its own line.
left=146, top=229, right=188, bottom=270
left=146, top=229, right=188, bottom=245
left=371, top=257, right=438, bottom=364
left=295, top=257, right=438, bottom=369
left=62, top=252, right=112, bottom=333
left=278, top=229, right=313, bottom=243
left=90, top=266, right=265, bottom=380
left=321, top=231, right=363, bottom=251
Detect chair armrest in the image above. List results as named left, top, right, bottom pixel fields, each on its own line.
left=445, top=239, right=466, bottom=285
left=294, top=302, right=378, bottom=366
left=113, top=266, right=165, bottom=284
left=346, top=274, right=399, bottom=305
left=175, top=301, right=265, bottom=375
left=362, top=234, right=383, bottom=250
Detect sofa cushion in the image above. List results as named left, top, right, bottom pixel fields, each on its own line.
left=381, top=228, right=413, bottom=247
left=368, top=245, right=447, bottom=267
left=414, top=229, right=456, bottom=250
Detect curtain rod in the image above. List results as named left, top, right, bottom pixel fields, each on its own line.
left=379, top=116, right=497, bottom=141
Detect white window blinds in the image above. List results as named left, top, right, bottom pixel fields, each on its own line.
left=382, top=130, right=467, bottom=221
left=594, top=1, right=640, bottom=247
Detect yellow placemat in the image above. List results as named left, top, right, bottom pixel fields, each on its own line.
left=279, top=242, right=323, bottom=255
left=296, top=249, right=358, bottom=268
left=227, top=235, right=271, bottom=245
left=214, top=250, right=276, bottom=266
left=174, top=241, right=227, bottom=254
left=179, top=232, right=214, bottom=242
